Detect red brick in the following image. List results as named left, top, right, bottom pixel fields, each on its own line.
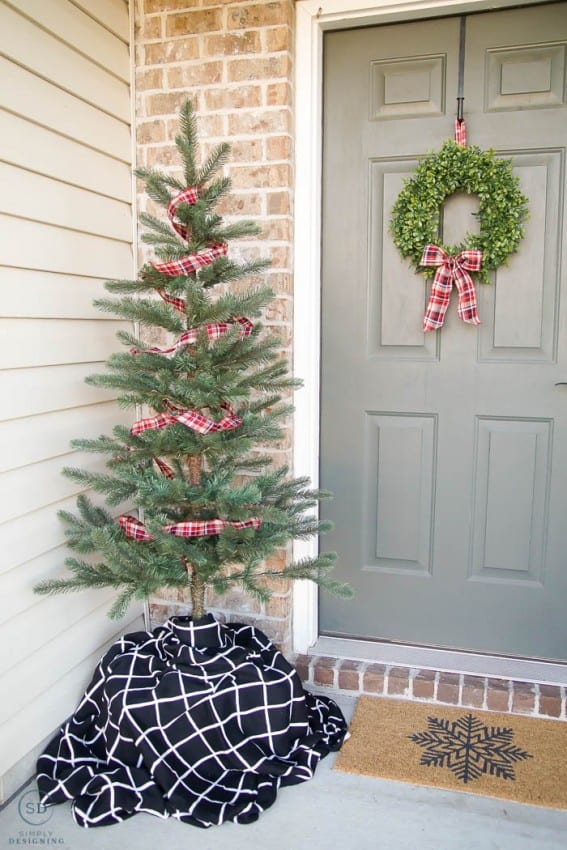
left=461, top=675, right=485, bottom=708
left=387, top=667, right=410, bottom=696
left=265, top=271, right=292, bottom=294
left=205, top=85, right=262, bottom=111
left=224, top=138, right=264, bottom=163
left=144, top=0, right=199, bottom=11
left=204, top=31, right=261, bottom=56
left=217, top=193, right=263, bottom=216
left=412, top=670, right=436, bottom=699
left=313, top=656, right=337, bottom=687
left=263, top=594, right=291, bottom=619
left=228, top=109, right=290, bottom=136
left=144, top=38, right=200, bottom=65
left=139, top=15, right=162, bottom=40
left=228, top=2, right=294, bottom=30
left=338, top=660, right=362, bottom=691
left=294, top=654, right=311, bottom=683
left=511, top=681, right=537, bottom=716
left=265, top=26, right=291, bottom=53
left=206, top=586, right=262, bottom=614
left=266, top=82, right=292, bottom=107
left=486, top=678, right=511, bottom=712
left=268, top=245, right=291, bottom=270
left=168, top=62, right=223, bottom=88
left=137, top=119, right=166, bottom=145
left=145, top=91, right=191, bottom=116
left=230, top=163, right=291, bottom=190
left=136, top=67, right=164, bottom=89
left=266, top=135, right=292, bottom=161
left=363, top=664, right=387, bottom=695
left=267, top=190, right=290, bottom=215
left=437, top=672, right=460, bottom=704
left=143, top=144, right=184, bottom=167
left=227, top=56, right=291, bottom=83
left=166, top=8, right=222, bottom=37
left=539, top=684, right=562, bottom=718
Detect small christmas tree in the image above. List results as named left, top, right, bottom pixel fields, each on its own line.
left=35, top=101, right=350, bottom=621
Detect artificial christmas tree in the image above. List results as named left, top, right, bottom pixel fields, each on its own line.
left=35, top=99, right=349, bottom=621
left=34, top=101, right=349, bottom=828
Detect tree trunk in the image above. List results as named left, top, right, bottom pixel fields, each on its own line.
left=191, top=573, right=206, bottom=620
left=187, top=454, right=205, bottom=618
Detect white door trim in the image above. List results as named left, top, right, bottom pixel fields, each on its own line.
left=291, top=0, right=559, bottom=667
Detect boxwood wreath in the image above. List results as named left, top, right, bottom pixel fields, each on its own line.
left=390, top=140, right=529, bottom=286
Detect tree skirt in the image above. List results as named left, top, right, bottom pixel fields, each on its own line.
left=36, top=614, right=347, bottom=828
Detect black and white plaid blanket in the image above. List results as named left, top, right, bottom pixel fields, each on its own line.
left=37, top=615, right=347, bottom=828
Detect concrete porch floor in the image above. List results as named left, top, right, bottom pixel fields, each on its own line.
left=1, top=693, right=566, bottom=850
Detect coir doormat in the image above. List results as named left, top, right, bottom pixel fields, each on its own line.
left=334, top=696, right=567, bottom=809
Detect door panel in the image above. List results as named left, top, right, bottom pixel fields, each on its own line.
left=320, top=4, right=567, bottom=659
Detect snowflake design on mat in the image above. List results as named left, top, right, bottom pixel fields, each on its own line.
left=409, top=714, right=533, bottom=784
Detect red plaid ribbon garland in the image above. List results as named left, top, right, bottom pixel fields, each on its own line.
left=420, top=244, right=483, bottom=332
left=154, top=456, right=176, bottom=479
left=131, top=317, right=254, bottom=356
left=167, top=187, right=200, bottom=240
left=119, top=514, right=262, bottom=540
left=131, top=402, right=242, bottom=437
left=454, top=118, right=467, bottom=146
left=151, top=243, right=228, bottom=277
left=157, top=289, right=186, bottom=313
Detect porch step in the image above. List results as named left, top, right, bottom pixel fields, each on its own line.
left=294, top=654, right=567, bottom=721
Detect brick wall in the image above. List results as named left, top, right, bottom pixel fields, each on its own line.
left=133, top=0, right=295, bottom=650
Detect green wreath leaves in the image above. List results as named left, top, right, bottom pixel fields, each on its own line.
left=390, top=140, right=529, bottom=284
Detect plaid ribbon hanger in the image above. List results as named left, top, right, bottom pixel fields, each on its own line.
left=420, top=245, right=482, bottom=331
left=455, top=16, right=467, bottom=147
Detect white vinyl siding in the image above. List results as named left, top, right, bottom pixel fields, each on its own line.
left=0, top=0, right=143, bottom=800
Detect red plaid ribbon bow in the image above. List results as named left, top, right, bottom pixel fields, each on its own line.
left=131, top=402, right=242, bottom=437
left=119, top=514, right=262, bottom=540
left=167, top=187, right=200, bottom=240
left=131, top=317, right=254, bottom=356
left=420, top=245, right=482, bottom=332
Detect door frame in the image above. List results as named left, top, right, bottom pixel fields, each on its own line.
left=292, top=0, right=567, bottom=682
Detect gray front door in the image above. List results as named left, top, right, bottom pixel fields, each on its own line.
left=320, top=4, right=567, bottom=659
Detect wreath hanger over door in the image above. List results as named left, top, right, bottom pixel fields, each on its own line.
left=389, top=17, right=529, bottom=332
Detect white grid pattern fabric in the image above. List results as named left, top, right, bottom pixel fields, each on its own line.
left=36, top=615, right=347, bottom=828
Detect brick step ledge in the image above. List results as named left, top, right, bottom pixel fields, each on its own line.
left=295, top=654, right=566, bottom=721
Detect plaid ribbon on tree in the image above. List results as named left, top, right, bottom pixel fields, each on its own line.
left=454, top=118, right=467, bottom=146
left=156, top=288, right=186, bottom=312
left=154, top=456, right=176, bottom=479
left=118, top=514, right=262, bottom=540
left=420, top=244, right=483, bottom=332
left=167, top=186, right=200, bottom=240
left=131, top=316, right=254, bottom=356
left=151, top=242, right=228, bottom=277
left=131, top=402, right=242, bottom=437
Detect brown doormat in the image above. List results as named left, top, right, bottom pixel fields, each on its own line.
left=334, top=696, right=567, bottom=809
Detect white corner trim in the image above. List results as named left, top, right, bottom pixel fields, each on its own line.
left=291, top=0, right=552, bottom=656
